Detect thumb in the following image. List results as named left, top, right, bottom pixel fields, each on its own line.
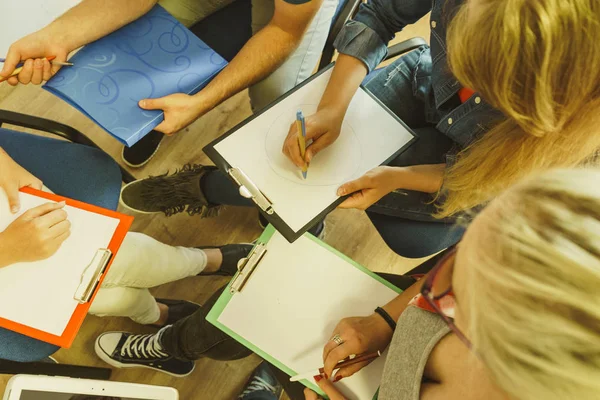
left=315, top=376, right=347, bottom=400
left=337, top=175, right=371, bottom=197
left=303, top=388, right=321, bottom=400
left=139, top=97, right=166, bottom=111
left=1, top=49, right=21, bottom=78
left=6, top=185, right=21, bottom=214
left=306, top=136, right=334, bottom=163
left=338, top=192, right=366, bottom=209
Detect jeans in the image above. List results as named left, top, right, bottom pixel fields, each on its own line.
left=0, top=128, right=122, bottom=362
left=90, top=232, right=208, bottom=324
left=159, top=0, right=339, bottom=112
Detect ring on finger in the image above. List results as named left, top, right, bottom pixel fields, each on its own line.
left=331, top=334, right=344, bottom=346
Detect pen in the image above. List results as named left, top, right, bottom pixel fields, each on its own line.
left=0, top=56, right=74, bottom=82
left=296, top=110, right=308, bottom=179
left=289, top=350, right=382, bottom=382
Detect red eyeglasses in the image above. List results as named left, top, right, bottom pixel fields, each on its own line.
left=420, top=246, right=473, bottom=350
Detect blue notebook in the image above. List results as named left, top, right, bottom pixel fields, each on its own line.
left=44, top=5, right=227, bottom=147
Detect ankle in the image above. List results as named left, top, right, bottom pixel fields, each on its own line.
left=154, top=302, right=169, bottom=326
left=203, top=248, right=223, bottom=273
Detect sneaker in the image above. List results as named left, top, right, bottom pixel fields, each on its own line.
left=95, top=329, right=194, bottom=377
left=121, top=130, right=164, bottom=168
left=259, top=214, right=326, bottom=240
left=238, top=362, right=282, bottom=400
left=154, top=298, right=200, bottom=326
left=198, top=243, right=254, bottom=276
left=120, top=164, right=220, bottom=217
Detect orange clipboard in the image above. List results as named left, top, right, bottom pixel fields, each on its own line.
left=0, top=187, right=133, bottom=348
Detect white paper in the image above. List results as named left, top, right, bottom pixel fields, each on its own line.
left=0, top=0, right=81, bottom=58
left=218, top=232, right=399, bottom=400
left=0, top=190, right=120, bottom=336
left=215, top=68, right=414, bottom=232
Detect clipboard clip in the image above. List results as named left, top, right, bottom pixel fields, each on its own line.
left=230, top=243, right=268, bottom=294
left=73, top=248, right=113, bottom=304
left=228, top=168, right=274, bottom=215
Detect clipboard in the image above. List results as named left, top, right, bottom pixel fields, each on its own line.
left=0, top=187, right=133, bottom=348
left=206, top=226, right=402, bottom=399
left=204, top=63, right=418, bottom=243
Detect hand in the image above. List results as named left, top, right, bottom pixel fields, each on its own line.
left=282, top=108, right=344, bottom=169
left=0, top=201, right=71, bottom=267
left=0, top=149, right=43, bottom=213
left=322, top=314, right=394, bottom=380
left=337, top=166, right=399, bottom=210
left=139, top=93, right=208, bottom=135
left=304, top=376, right=347, bottom=400
left=0, top=30, right=70, bottom=86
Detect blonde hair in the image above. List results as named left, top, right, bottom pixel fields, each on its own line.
left=437, top=0, right=600, bottom=218
left=463, top=168, right=600, bottom=399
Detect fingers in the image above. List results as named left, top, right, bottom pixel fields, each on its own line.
left=42, top=58, right=52, bottom=81
left=337, top=192, right=366, bottom=209
left=304, top=388, right=321, bottom=400
left=5, top=184, right=21, bottom=213
left=30, top=58, right=44, bottom=85
left=22, top=201, right=66, bottom=219
left=36, top=207, right=69, bottom=229
left=51, top=225, right=71, bottom=245
left=17, top=59, right=34, bottom=85
left=337, top=174, right=372, bottom=197
left=153, top=120, right=174, bottom=135
left=282, top=122, right=307, bottom=168
left=315, top=376, right=347, bottom=400
left=0, top=47, right=21, bottom=78
left=46, top=217, right=71, bottom=239
left=334, top=360, right=371, bottom=381
left=139, top=98, right=166, bottom=111
left=323, top=343, right=354, bottom=379
left=305, top=135, right=334, bottom=163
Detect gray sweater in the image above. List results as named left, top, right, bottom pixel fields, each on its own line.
left=378, top=306, right=450, bottom=400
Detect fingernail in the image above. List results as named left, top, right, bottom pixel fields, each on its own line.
left=58, top=201, right=66, bottom=206
left=333, top=375, right=343, bottom=382
left=139, top=100, right=146, bottom=108
left=314, top=375, right=322, bottom=382
left=10, top=206, right=19, bottom=213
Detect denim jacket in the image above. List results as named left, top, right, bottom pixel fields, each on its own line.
left=333, top=0, right=505, bottom=154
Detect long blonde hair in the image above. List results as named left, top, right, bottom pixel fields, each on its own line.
left=438, top=0, right=600, bottom=218
left=463, top=168, right=600, bottom=399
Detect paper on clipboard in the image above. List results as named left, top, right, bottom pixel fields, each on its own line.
left=0, top=189, right=120, bottom=336
left=213, top=67, right=414, bottom=232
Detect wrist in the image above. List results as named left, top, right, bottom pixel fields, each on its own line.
left=374, top=307, right=396, bottom=332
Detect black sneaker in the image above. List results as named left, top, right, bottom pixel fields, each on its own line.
left=94, top=328, right=194, bottom=377
left=121, top=130, right=164, bottom=168
left=238, top=362, right=282, bottom=399
left=154, top=298, right=200, bottom=327
left=198, top=243, right=254, bottom=276
left=120, top=164, right=221, bottom=217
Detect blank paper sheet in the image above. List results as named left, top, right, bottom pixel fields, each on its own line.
left=214, top=68, right=414, bottom=232
left=0, top=190, right=120, bottom=336
left=218, top=232, right=399, bottom=399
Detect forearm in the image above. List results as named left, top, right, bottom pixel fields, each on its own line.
left=42, top=0, right=157, bottom=51
left=193, top=25, right=302, bottom=112
left=380, top=272, right=427, bottom=321
left=318, top=54, right=368, bottom=116
left=391, top=164, right=446, bottom=194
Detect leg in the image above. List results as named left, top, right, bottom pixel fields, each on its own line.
left=247, top=0, right=339, bottom=111
left=366, top=212, right=465, bottom=258
left=0, top=129, right=122, bottom=209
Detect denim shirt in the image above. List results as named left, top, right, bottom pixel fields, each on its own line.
left=333, top=0, right=505, bottom=154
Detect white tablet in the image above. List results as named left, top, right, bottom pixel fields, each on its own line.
left=3, top=375, right=179, bottom=400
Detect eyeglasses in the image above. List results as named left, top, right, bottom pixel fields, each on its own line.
left=420, top=246, right=473, bottom=350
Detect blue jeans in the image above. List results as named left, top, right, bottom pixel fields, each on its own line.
left=0, top=128, right=122, bottom=362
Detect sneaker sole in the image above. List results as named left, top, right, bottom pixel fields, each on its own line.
left=119, top=180, right=160, bottom=215
left=94, top=334, right=195, bottom=378
left=121, top=142, right=161, bottom=169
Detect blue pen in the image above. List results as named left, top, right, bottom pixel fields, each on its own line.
left=296, top=110, right=308, bottom=179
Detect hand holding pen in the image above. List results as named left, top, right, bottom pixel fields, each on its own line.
left=0, top=56, right=73, bottom=84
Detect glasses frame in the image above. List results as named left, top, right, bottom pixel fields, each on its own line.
left=420, top=246, right=473, bottom=350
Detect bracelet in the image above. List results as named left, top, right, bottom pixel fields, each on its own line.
left=374, top=307, right=397, bottom=331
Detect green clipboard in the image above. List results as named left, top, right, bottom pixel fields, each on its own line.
left=206, top=225, right=402, bottom=399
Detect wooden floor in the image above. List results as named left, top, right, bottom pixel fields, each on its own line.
left=0, top=15, right=430, bottom=400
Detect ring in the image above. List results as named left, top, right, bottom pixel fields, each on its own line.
left=331, top=334, right=344, bottom=346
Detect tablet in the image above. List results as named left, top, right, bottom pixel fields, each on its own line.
left=3, top=375, right=178, bottom=400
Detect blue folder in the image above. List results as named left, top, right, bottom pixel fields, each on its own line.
left=44, top=5, right=227, bottom=147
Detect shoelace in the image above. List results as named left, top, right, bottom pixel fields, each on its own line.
left=239, top=376, right=277, bottom=398
left=120, top=333, right=169, bottom=359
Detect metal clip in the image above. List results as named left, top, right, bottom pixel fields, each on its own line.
left=230, top=243, right=268, bottom=293
left=74, top=248, right=112, bottom=303
left=228, top=168, right=274, bottom=215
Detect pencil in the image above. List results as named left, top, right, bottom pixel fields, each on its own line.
left=296, top=110, right=308, bottom=179
left=289, top=350, right=382, bottom=382
left=0, top=56, right=73, bottom=83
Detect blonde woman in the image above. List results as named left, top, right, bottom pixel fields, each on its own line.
left=302, top=168, right=600, bottom=400
left=120, top=0, right=600, bottom=258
